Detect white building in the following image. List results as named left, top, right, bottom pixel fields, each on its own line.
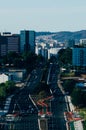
left=48, top=48, right=61, bottom=59
left=35, top=46, right=42, bottom=55
left=80, top=39, right=86, bottom=46
left=35, top=42, right=63, bottom=60
left=0, top=73, right=10, bottom=83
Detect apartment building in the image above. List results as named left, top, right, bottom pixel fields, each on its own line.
left=72, top=47, right=86, bottom=67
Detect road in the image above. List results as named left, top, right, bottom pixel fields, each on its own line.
left=8, top=68, right=43, bottom=114
left=0, top=68, right=44, bottom=130
left=0, top=63, right=68, bottom=130
left=47, top=62, right=67, bottom=130
left=26, top=68, right=43, bottom=93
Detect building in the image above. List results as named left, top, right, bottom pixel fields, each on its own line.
left=80, top=39, right=86, bottom=47
left=65, top=39, right=75, bottom=48
left=0, top=69, right=26, bottom=83
left=0, top=33, right=20, bottom=56
left=7, top=35, right=20, bottom=53
left=20, top=30, right=35, bottom=53
left=48, top=48, right=61, bottom=59
left=72, top=47, right=86, bottom=67
left=0, top=35, right=7, bottom=56
left=0, top=73, right=11, bottom=83
left=35, top=45, right=42, bottom=55
left=35, top=42, right=62, bottom=60
left=8, top=69, right=26, bottom=82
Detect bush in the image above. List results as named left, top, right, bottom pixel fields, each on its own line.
left=0, top=81, right=16, bottom=99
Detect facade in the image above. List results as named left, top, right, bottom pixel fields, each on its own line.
left=7, top=35, right=20, bottom=53
left=0, top=73, right=10, bottom=83
left=35, top=45, right=42, bottom=55
left=0, top=69, right=26, bottom=83
left=20, top=30, right=35, bottom=53
left=0, top=35, right=7, bottom=56
left=48, top=48, right=61, bottom=59
left=65, top=39, right=75, bottom=48
left=0, top=33, right=20, bottom=56
left=80, top=39, right=86, bottom=47
left=72, top=47, right=86, bottom=67
left=8, top=69, right=26, bottom=82
left=29, top=30, right=35, bottom=52
left=35, top=43, right=62, bottom=60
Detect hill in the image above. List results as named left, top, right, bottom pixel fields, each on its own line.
left=36, top=30, right=86, bottom=42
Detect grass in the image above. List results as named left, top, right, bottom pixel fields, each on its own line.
left=79, top=108, right=86, bottom=130
left=79, top=108, right=86, bottom=120
left=61, top=72, right=75, bottom=77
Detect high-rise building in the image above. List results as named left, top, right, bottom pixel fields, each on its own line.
left=72, top=47, right=86, bottom=67
left=20, top=30, right=35, bottom=53
left=0, top=33, right=20, bottom=56
left=7, top=35, right=20, bottom=54
left=0, top=35, right=7, bottom=56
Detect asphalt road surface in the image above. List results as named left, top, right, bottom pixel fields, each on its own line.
left=48, top=63, right=67, bottom=130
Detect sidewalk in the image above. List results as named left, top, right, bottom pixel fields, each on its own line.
left=57, top=74, right=84, bottom=130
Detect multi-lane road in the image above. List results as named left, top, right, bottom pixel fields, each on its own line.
left=0, top=67, right=44, bottom=130
left=8, top=68, right=43, bottom=114
left=1, top=62, right=68, bottom=130
left=47, top=62, right=67, bottom=130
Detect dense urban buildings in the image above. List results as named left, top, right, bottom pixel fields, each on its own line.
left=0, top=30, right=36, bottom=56
left=35, top=42, right=64, bottom=60
left=0, top=30, right=86, bottom=130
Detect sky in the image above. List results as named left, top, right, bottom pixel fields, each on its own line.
left=0, top=0, right=86, bottom=33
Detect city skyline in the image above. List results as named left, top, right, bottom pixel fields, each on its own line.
left=0, top=0, right=86, bottom=33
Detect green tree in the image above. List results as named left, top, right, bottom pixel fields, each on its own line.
left=0, top=83, right=6, bottom=98
left=71, top=88, right=83, bottom=107
left=63, top=79, right=76, bottom=94
left=5, top=81, right=15, bottom=95
left=0, top=81, right=16, bottom=99
left=58, top=48, right=72, bottom=66
left=38, top=91, right=47, bottom=99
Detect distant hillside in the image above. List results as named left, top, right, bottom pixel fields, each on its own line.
left=36, top=31, right=55, bottom=36
left=36, top=30, right=86, bottom=42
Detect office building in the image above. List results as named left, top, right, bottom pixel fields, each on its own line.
left=0, top=35, right=7, bottom=56
left=72, top=47, right=86, bottom=66
left=7, top=35, right=19, bottom=53
left=20, top=30, right=35, bottom=53
left=0, top=33, right=20, bottom=56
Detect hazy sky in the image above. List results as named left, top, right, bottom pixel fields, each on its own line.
left=0, top=0, right=86, bottom=33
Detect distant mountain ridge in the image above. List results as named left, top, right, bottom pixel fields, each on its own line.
left=36, top=30, right=86, bottom=42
